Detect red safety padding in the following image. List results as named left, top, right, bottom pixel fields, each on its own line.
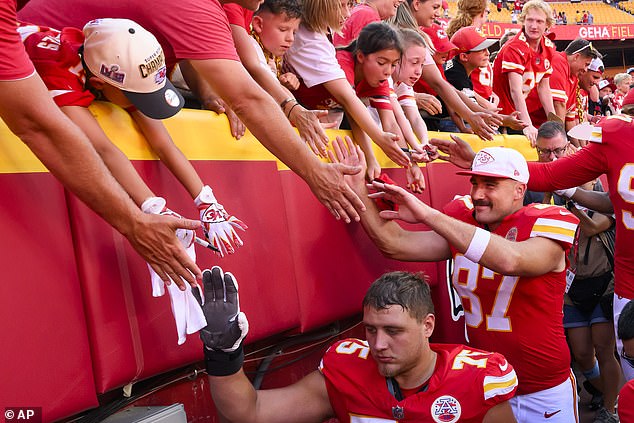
left=425, top=161, right=473, bottom=210
left=279, top=167, right=440, bottom=332
left=67, top=160, right=300, bottom=393
left=0, top=174, right=98, bottom=421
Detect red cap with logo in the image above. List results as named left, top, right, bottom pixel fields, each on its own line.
left=422, top=25, right=458, bottom=53
left=449, top=26, right=497, bottom=53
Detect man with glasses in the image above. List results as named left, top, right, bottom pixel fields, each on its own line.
left=526, top=39, right=601, bottom=129
left=523, top=121, right=569, bottom=206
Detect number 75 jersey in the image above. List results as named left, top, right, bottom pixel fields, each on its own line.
left=443, top=198, right=579, bottom=395
left=320, top=340, right=517, bottom=423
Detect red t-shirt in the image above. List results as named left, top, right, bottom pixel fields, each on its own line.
left=471, top=63, right=493, bottom=100
left=619, top=380, right=634, bottom=423
left=444, top=198, right=578, bottom=395
left=337, top=49, right=392, bottom=110
left=17, top=0, right=239, bottom=70
left=0, top=0, right=35, bottom=80
left=527, top=114, right=634, bottom=299
left=332, top=4, right=380, bottom=47
left=492, top=31, right=555, bottom=115
left=320, top=339, right=518, bottom=422
left=527, top=51, right=576, bottom=126
left=222, top=4, right=252, bottom=31
left=19, top=23, right=94, bottom=107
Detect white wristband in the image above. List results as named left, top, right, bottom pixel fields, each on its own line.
left=553, top=187, right=577, bottom=199
left=195, top=185, right=217, bottom=206
left=464, top=228, right=491, bottom=263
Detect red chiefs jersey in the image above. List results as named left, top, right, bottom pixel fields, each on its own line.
left=492, top=31, right=555, bottom=115
left=527, top=51, right=576, bottom=126
left=18, top=22, right=94, bottom=107
left=528, top=114, right=634, bottom=299
left=611, top=91, right=626, bottom=114
left=471, top=63, right=493, bottom=100
left=320, top=339, right=518, bottom=422
left=443, top=198, right=578, bottom=395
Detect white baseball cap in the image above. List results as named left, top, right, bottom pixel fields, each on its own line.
left=456, top=147, right=529, bottom=184
left=82, top=18, right=184, bottom=119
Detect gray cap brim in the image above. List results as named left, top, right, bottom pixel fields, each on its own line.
left=123, top=79, right=184, bottom=119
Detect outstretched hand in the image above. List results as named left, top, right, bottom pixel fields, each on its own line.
left=193, top=266, right=249, bottom=352
left=290, top=106, right=331, bottom=158
left=130, top=212, right=202, bottom=290
left=328, top=135, right=367, bottom=190
left=367, top=181, right=434, bottom=224
left=429, top=134, right=476, bottom=169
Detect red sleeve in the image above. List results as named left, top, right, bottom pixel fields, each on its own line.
left=333, top=6, right=379, bottom=47
left=0, top=0, right=35, bottom=80
left=549, top=55, right=569, bottom=104
left=479, top=351, right=518, bottom=406
left=499, top=44, right=527, bottom=75
left=527, top=144, right=607, bottom=192
left=222, top=4, right=253, bottom=30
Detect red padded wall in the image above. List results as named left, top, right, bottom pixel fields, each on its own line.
left=0, top=174, right=98, bottom=421
left=280, top=167, right=441, bottom=332
left=67, top=160, right=301, bottom=393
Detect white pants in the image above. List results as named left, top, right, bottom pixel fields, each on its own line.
left=614, top=294, right=634, bottom=381
left=509, top=372, right=578, bottom=423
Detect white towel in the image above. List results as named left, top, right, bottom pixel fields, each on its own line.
left=147, top=241, right=207, bottom=345
left=142, top=197, right=208, bottom=345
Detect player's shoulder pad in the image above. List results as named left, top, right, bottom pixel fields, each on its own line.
left=594, top=115, right=634, bottom=143
left=480, top=351, right=518, bottom=402
left=443, top=195, right=474, bottom=216
left=320, top=338, right=370, bottom=374
left=524, top=204, right=578, bottom=245
left=522, top=203, right=572, bottom=219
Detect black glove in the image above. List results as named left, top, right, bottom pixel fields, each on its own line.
left=194, top=266, right=249, bottom=376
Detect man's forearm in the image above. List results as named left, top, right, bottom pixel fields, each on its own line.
left=208, top=371, right=259, bottom=423
left=0, top=76, right=142, bottom=235
left=433, top=79, right=474, bottom=119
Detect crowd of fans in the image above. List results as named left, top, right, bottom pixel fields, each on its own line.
left=2, top=0, right=634, bottom=421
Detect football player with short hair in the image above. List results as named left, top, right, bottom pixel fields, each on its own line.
left=196, top=267, right=518, bottom=423
left=337, top=137, right=580, bottom=422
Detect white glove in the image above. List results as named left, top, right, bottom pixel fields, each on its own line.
left=141, top=197, right=207, bottom=344
left=553, top=187, right=577, bottom=199
left=195, top=186, right=247, bottom=257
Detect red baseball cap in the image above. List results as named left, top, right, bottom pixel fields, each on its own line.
left=422, top=25, right=458, bottom=53
left=449, top=26, right=497, bottom=53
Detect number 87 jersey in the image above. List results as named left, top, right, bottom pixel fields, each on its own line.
left=443, top=198, right=579, bottom=396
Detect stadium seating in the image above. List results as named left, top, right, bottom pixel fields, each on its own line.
left=446, top=1, right=634, bottom=24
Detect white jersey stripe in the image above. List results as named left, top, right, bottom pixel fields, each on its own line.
left=483, top=369, right=518, bottom=400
